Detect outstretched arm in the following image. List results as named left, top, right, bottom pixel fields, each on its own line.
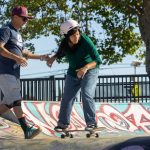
left=22, top=49, right=49, bottom=61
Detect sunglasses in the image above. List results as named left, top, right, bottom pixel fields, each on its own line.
left=18, top=16, right=28, bottom=22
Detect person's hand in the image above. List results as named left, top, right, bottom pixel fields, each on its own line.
left=16, top=56, right=28, bottom=67
left=46, top=56, right=55, bottom=67
left=76, top=66, right=88, bottom=79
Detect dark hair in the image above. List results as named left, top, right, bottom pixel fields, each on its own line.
left=55, top=28, right=81, bottom=59
left=54, top=38, right=67, bottom=59
left=65, top=26, right=80, bottom=38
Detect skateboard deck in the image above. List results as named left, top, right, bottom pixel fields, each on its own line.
left=55, top=127, right=106, bottom=138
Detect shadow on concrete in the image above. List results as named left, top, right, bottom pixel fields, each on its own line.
left=105, top=136, right=150, bottom=150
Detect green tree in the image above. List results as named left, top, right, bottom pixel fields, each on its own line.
left=0, top=0, right=147, bottom=69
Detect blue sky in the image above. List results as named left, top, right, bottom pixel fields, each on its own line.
left=20, top=35, right=146, bottom=79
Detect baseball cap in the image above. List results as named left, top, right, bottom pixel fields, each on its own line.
left=12, top=6, right=33, bottom=19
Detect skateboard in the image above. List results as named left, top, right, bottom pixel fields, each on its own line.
left=55, top=127, right=106, bottom=139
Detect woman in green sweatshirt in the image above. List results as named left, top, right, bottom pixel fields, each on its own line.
left=47, top=19, right=102, bottom=131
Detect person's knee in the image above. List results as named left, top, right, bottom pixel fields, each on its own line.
left=0, top=104, right=10, bottom=115
left=6, top=100, right=22, bottom=109
left=12, top=100, right=22, bottom=107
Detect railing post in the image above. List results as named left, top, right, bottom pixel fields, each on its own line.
left=50, top=76, right=56, bottom=101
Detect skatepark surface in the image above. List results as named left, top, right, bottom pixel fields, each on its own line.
left=1, top=101, right=150, bottom=150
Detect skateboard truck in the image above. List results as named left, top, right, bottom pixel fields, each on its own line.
left=86, top=129, right=99, bottom=138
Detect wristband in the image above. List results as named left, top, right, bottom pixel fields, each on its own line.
left=40, top=56, right=44, bottom=61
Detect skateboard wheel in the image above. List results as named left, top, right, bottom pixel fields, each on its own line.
left=86, top=133, right=91, bottom=138
left=95, top=133, right=99, bottom=138
left=61, top=134, right=65, bottom=139
left=70, top=134, right=73, bottom=138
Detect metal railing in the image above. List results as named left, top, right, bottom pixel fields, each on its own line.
left=0, top=74, right=149, bottom=103
left=95, top=74, right=150, bottom=103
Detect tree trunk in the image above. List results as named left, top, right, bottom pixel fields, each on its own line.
left=138, top=0, right=150, bottom=75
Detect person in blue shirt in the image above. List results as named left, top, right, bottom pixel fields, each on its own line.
left=47, top=19, right=102, bottom=131
left=0, top=6, right=48, bottom=139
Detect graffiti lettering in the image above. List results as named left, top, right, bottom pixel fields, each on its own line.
left=21, top=102, right=150, bottom=136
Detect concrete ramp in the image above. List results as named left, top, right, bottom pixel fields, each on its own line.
left=0, top=117, right=23, bottom=139
left=0, top=117, right=48, bottom=139
left=1, top=101, right=150, bottom=150
left=21, top=102, right=150, bottom=137
left=0, top=117, right=56, bottom=150
left=1, top=117, right=150, bottom=150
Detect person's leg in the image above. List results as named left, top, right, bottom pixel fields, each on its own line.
left=0, top=99, right=28, bottom=133
left=81, top=68, right=99, bottom=129
left=0, top=104, right=9, bottom=115
left=0, top=102, right=28, bottom=133
left=56, top=75, right=80, bottom=129
left=12, top=100, right=28, bottom=132
left=0, top=74, right=40, bottom=139
left=0, top=75, right=27, bottom=131
left=13, top=100, right=41, bottom=139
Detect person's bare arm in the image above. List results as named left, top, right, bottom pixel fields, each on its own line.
left=0, top=42, right=27, bottom=67
left=22, top=49, right=49, bottom=61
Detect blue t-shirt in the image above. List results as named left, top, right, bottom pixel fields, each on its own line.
left=0, top=23, right=23, bottom=78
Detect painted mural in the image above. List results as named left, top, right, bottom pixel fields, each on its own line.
left=0, top=118, right=9, bottom=129
left=20, top=101, right=150, bottom=136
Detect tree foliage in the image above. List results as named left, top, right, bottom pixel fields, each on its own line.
left=0, top=0, right=144, bottom=65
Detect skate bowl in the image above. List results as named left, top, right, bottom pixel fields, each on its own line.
left=23, top=101, right=150, bottom=136
left=1, top=101, right=150, bottom=150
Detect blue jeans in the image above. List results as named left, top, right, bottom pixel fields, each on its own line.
left=58, top=68, right=99, bottom=127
